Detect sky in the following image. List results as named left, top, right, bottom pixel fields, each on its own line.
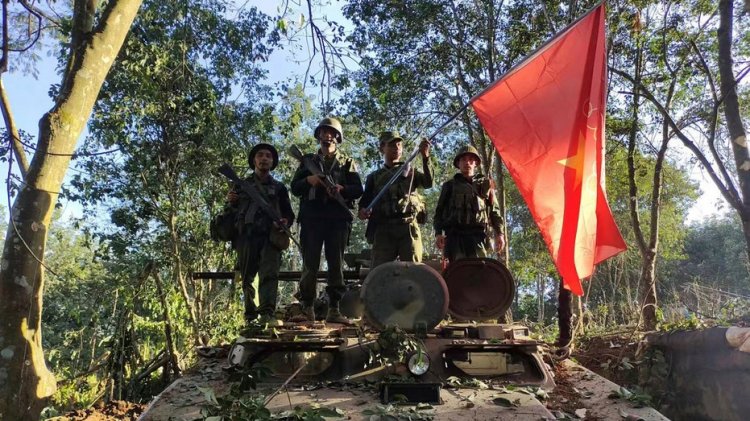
left=0, top=0, right=727, bottom=224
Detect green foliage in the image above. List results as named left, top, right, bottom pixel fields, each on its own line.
left=372, top=326, right=425, bottom=366
left=274, top=404, right=346, bottom=421
left=446, top=376, right=489, bottom=390
left=361, top=403, right=435, bottom=420
left=658, top=313, right=704, bottom=332
left=528, top=322, right=559, bottom=344
left=607, top=386, right=653, bottom=408
left=199, top=384, right=271, bottom=420
left=199, top=383, right=345, bottom=421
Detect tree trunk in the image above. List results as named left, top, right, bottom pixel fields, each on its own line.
left=557, top=278, right=573, bottom=347
left=718, top=0, right=750, bottom=263
left=639, top=252, right=658, bottom=330
left=0, top=1, right=142, bottom=419
left=167, top=214, right=201, bottom=342
left=153, top=270, right=181, bottom=380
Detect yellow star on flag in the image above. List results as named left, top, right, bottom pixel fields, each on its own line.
left=557, top=133, right=587, bottom=184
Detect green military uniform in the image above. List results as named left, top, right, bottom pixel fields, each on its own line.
left=359, top=132, right=432, bottom=268
left=290, top=130, right=363, bottom=311
left=231, top=144, right=295, bottom=324
left=434, top=146, right=502, bottom=262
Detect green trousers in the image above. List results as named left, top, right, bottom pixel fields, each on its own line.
left=236, top=230, right=281, bottom=322
left=298, top=218, right=350, bottom=307
left=371, top=220, right=423, bottom=268
left=444, top=230, right=492, bottom=263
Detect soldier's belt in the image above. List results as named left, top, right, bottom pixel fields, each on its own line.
left=379, top=216, right=416, bottom=224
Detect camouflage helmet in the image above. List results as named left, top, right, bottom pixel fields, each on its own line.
left=378, top=130, right=404, bottom=147
left=314, top=117, right=343, bottom=143
left=248, top=143, right=279, bottom=170
left=453, top=145, right=482, bottom=168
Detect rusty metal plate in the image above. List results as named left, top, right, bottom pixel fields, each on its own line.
left=361, top=262, right=449, bottom=332
left=443, top=258, right=515, bottom=321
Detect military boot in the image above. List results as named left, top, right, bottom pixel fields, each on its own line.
left=326, top=305, right=353, bottom=325
left=290, top=306, right=315, bottom=323
left=258, top=314, right=283, bottom=328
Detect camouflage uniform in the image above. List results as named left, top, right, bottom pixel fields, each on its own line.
left=434, top=147, right=502, bottom=262
left=230, top=144, right=295, bottom=324
left=290, top=149, right=363, bottom=310
left=360, top=133, right=432, bottom=268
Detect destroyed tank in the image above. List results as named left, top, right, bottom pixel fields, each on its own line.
left=138, top=255, right=669, bottom=421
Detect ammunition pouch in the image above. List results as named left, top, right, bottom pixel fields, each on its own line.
left=269, top=227, right=291, bottom=250
left=416, top=208, right=427, bottom=225
left=449, top=180, right=490, bottom=227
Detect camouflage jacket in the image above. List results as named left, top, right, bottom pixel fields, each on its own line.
left=290, top=149, right=363, bottom=222
left=359, top=157, right=432, bottom=221
left=230, top=173, right=295, bottom=235
left=433, top=173, right=502, bottom=235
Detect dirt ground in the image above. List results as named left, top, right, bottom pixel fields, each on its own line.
left=545, top=362, right=589, bottom=417
left=572, top=332, right=642, bottom=387
left=49, top=400, right=145, bottom=421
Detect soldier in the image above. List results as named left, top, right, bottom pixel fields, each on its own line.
left=227, top=143, right=295, bottom=327
left=358, top=131, right=432, bottom=268
left=290, top=117, right=363, bottom=324
left=434, top=145, right=505, bottom=263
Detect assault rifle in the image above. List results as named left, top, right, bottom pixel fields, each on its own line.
left=217, top=163, right=301, bottom=251
left=288, top=144, right=354, bottom=218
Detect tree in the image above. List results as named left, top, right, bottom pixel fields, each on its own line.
left=0, top=1, right=142, bottom=418
left=667, top=214, right=748, bottom=293
left=611, top=0, right=750, bottom=275
left=71, top=0, right=278, bottom=347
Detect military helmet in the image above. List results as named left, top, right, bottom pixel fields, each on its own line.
left=379, top=130, right=404, bottom=147
left=453, top=145, right=482, bottom=169
left=248, top=142, right=279, bottom=170
left=314, top=117, right=344, bottom=143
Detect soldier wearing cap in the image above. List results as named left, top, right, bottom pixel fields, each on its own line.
left=359, top=131, right=432, bottom=267
left=226, top=143, right=295, bottom=327
left=290, top=117, right=363, bottom=324
left=434, top=144, right=505, bottom=263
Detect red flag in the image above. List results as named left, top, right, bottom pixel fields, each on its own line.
left=471, top=3, right=626, bottom=295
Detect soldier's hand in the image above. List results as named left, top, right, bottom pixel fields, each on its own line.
left=227, top=190, right=239, bottom=204
left=358, top=208, right=371, bottom=220
left=436, top=234, right=446, bottom=250
left=419, top=138, right=431, bottom=158
left=275, top=218, right=289, bottom=228
left=496, top=234, right=506, bottom=252
left=326, top=184, right=344, bottom=197
left=306, top=174, right=323, bottom=187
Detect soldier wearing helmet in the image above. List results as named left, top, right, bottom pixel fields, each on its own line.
left=359, top=130, right=432, bottom=268
left=433, top=144, right=505, bottom=263
left=290, top=117, right=363, bottom=324
left=226, top=143, right=295, bottom=328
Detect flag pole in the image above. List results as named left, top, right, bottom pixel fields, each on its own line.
left=365, top=0, right=606, bottom=212
left=364, top=102, right=471, bottom=212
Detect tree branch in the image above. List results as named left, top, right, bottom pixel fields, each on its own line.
left=611, top=66, right=744, bottom=213
left=0, top=78, right=29, bottom=177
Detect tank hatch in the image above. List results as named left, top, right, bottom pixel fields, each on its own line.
left=443, top=258, right=515, bottom=321
left=361, top=261, right=449, bottom=332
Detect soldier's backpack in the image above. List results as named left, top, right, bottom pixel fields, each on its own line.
left=210, top=208, right=237, bottom=242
